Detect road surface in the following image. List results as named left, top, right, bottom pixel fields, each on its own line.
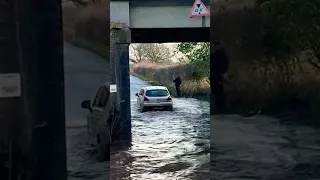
left=64, top=42, right=320, bottom=180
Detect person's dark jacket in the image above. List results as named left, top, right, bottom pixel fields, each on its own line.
left=173, top=76, right=182, bottom=87
left=210, top=49, right=229, bottom=83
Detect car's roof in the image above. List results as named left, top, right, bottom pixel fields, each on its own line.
left=144, top=86, right=168, bottom=90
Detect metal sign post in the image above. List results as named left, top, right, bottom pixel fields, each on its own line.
left=202, top=16, right=206, bottom=27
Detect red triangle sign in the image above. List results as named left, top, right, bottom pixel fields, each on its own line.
left=189, top=0, right=210, bottom=18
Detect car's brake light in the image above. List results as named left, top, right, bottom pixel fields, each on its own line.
left=144, top=96, right=149, bottom=101
left=167, top=96, right=172, bottom=101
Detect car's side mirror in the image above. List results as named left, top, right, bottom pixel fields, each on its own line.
left=81, top=100, right=91, bottom=110
left=135, top=93, right=139, bottom=97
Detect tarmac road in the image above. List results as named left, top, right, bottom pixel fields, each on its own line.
left=64, top=42, right=109, bottom=180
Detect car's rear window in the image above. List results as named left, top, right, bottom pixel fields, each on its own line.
left=145, top=89, right=169, bottom=97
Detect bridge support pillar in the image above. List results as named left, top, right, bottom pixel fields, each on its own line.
left=110, top=24, right=131, bottom=142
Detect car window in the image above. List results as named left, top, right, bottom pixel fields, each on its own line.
left=145, top=89, right=169, bottom=97
left=92, top=86, right=109, bottom=108
left=98, top=87, right=109, bottom=108
left=92, top=87, right=104, bottom=107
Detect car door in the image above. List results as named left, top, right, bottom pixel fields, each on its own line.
left=88, top=86, right=107, bottom=146
left=96, top=86, right=111, bottom=146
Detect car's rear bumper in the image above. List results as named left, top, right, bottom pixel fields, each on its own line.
left=143, top=102, right=173, bottom=107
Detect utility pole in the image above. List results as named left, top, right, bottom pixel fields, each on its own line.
left=0, top=1, right=24, bottom=179
left=32, top=0, right=67, bottom=180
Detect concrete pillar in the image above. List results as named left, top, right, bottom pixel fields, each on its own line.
left=110, top=24, right=131, bottom=142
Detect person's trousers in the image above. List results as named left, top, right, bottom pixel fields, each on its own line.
left=175, top=85, right=181, bottom=97
left=211, top=81, right=225, bottom=111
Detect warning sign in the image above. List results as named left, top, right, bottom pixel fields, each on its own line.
left=189, top=0, right=210, bottom=18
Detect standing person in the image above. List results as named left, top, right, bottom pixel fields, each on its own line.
left=210, top=41, right=229, bottom=113
left=173, top=74, right=182, bottom=97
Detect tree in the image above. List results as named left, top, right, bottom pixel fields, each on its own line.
left=130, top=44, right=148, bottom=63
left=176, top=43, right=210, bottom=80
left=257, top=0, right=320, bottom=69
left=130, top=43, right=175, bottom=63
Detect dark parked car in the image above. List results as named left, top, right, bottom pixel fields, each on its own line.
left=81, top=83, right=111, bottom=161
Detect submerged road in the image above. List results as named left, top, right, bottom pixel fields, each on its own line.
left=110, top=76, right=210, bottom=179
left=63, top=42, right=320, bottom=180
left=64, top=42, right=108, bottom=180
left=211, top=115, right=320, bottom=179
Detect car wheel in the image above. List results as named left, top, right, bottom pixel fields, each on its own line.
left=167, top=106, right=173, bottom=111
left=97, top=131, right=110, bottom=162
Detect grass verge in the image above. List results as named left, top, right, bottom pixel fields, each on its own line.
left=133, top=73, right=210, bottom=101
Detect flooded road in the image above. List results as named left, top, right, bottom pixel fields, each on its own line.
left=211, top=115, right=320, bottom=180
left=64, top=43, right=210, bottom=180
left=64, top=43, right=320, bottom=180
left=110, top=76, right=211, bottom=179
left=64, top=42, right=108, bottom=180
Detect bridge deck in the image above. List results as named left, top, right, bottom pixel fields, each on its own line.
left=111, top=0, right=210, bottom=6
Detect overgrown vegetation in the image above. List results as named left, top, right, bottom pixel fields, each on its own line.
left=176, top=43, right=210, bottom=80
left=62, top=1, right=109, bottom=61
left=204, top=0, right=320, bottom=126
left=132, top=62, right=210, bottom=100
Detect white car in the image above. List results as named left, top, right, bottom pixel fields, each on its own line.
left=135, top=86, right=173, bottom=112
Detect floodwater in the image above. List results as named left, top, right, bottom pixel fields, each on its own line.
left=64, top=43, right=320, bottom=180
left=109, top=76, right=210, bottom=179
left=64, top=42, right=109, bottom=180
left=65, top=68, right=210, bottom=180
left=211, top=115, right=320, bottom=180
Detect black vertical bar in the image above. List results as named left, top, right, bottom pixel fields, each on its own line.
left=33, top=0, right=67, bottom=179
left=118, top=44, right=132, bottom=142
left=0, top=1, right=21, bottom=179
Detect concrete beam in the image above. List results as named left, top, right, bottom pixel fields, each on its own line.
left=130, top=6, right=210, bottom=28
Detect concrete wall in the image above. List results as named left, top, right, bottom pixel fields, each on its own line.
left=130, top=6, right=210, bottom=28
left=110, top=1, right=210, bottom=28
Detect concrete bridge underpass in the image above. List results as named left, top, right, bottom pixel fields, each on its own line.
left=110, top=0, right=210, bottom=142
